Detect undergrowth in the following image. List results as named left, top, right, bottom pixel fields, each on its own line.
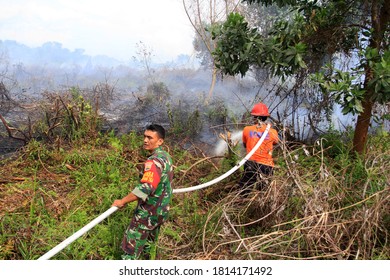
left=0, top=126, right=389, bottom=260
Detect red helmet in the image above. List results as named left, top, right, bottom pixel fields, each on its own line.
left=251, top=103, right=270, bottom=116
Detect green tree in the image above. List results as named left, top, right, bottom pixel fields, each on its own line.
left=211, top=0, right=390, bottom=155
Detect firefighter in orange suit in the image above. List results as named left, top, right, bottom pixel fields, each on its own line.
left=239, top=103, right=279, bottom=192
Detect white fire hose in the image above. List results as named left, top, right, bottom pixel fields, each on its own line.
left=38, top=124, right=270, bottom=260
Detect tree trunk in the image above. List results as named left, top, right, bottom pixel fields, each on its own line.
left=352, top=89, right=373, bottom=155
left=352, top=0, right=389, bottom=155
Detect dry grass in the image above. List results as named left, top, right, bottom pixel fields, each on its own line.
left=157, top=134, right=390, bottom=260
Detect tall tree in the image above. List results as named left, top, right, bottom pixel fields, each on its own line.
left=183, top=0, right=242, bottom=100
left=211, top=0, right=390, bottom=155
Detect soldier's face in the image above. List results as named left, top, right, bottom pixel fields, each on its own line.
left=143, top=130, right=163, bottom=151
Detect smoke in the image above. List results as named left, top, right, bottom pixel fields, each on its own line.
left=213, top=130, right=243, bottom=156
left=2, top=39, right=384, bottom=158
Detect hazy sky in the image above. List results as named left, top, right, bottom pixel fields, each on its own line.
left=0, top=0, right=195, bottom=62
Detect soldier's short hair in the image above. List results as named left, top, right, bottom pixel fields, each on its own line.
left=146, top=124, right=166, bottom=139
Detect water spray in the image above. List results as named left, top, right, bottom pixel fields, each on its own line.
left=38, top=124, right=271, bottom=260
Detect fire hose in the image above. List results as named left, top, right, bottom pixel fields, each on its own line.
left=38, top=124, right=270, bottom=260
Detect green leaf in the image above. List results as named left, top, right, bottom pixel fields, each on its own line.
left=355, top=101, right=364, bottom=113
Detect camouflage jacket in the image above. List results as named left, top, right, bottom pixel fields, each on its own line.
left=131, top=146, right=173, bottom=230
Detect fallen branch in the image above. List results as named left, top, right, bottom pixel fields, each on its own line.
left=0, top=114, right=28, bottom=143
left=0, top=177, right=26, bottom=184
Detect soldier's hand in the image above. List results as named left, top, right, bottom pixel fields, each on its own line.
left=112, top=199, right=125, bottom=208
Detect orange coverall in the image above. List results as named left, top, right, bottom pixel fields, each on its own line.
left=240, top=123, right=279, bottom=189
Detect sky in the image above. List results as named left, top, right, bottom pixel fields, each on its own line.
left=0, top=0, right=195, bottom=63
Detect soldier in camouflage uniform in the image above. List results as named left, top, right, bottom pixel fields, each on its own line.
left=112, top=124, right=173, bottom=260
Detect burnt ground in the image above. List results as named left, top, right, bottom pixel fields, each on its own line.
left=0, top=136, right=25, bottom=159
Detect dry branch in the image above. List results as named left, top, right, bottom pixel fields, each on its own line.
left=0, top=113, right=28, bottom=143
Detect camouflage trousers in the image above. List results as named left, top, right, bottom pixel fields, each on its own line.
left=121, top=221, right=161, bottom=260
